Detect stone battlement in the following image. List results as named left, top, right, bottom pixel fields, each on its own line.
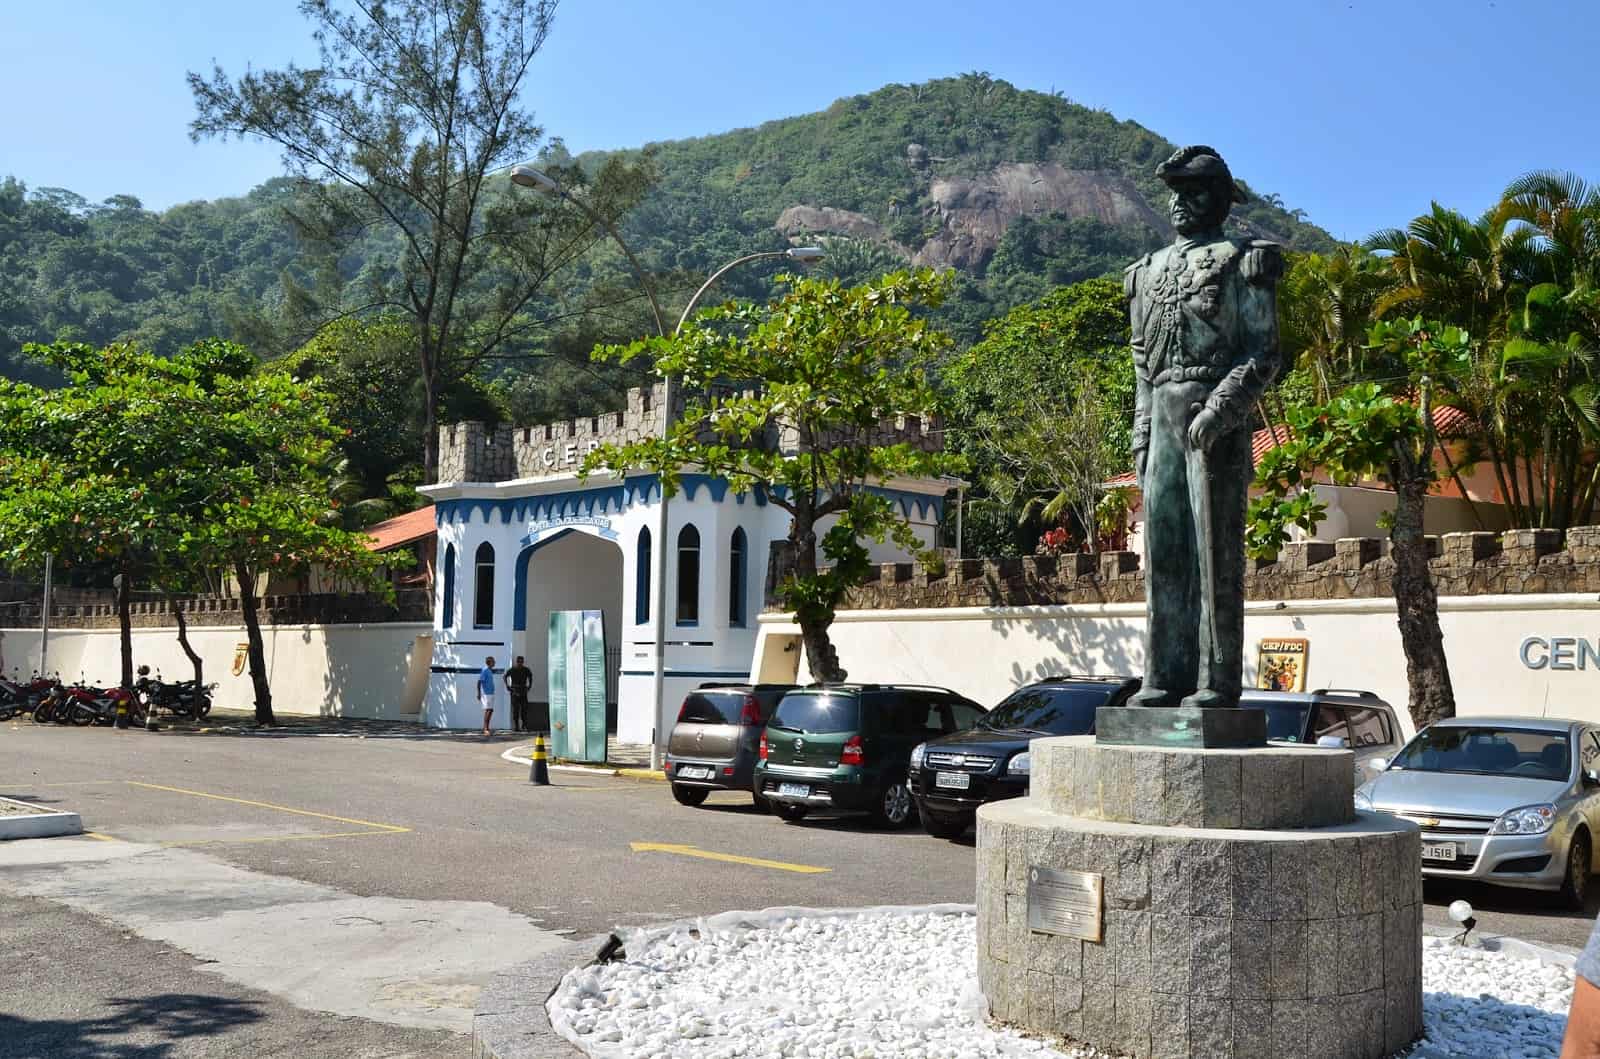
left=437, top=383, right=943, bottom=484
left=830, top=527, right=1600, bottom=610
left=0, top=591, right=430, bottom=631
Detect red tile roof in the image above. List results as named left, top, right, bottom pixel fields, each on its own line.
left=1104, top=406, right=1475, bottom=489
left=364, top=505, right=437, bottom=552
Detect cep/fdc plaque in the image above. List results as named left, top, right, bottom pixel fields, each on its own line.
left=1026, top=866, right=1104, bottom=942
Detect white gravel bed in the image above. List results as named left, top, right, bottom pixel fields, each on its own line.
left=548, top=907, right=1577, bottom=1059
left=1418, top=936, right=1573, bottom=1058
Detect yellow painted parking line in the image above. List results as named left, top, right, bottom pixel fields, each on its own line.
left=125, top=781, right=409, bottom=834
left=629, top=841, right=829, bottom=874
left=82, top=830, right=121, bottom=842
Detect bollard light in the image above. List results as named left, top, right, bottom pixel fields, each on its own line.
left=1448, top=899, right=1476, bottom=945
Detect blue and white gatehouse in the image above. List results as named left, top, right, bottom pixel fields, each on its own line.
left=417, top=384, right=949, bottom=743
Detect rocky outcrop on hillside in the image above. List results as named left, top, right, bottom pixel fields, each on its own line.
left=774, top=206, right=911, bottom=258
left=774, top=161, right=1172, bottom=271
left=915, top=163, right=1165, bottom=269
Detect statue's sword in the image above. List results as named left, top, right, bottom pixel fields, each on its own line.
left=1187, top=404, right=1219, bottom=694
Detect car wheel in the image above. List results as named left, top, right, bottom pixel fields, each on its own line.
left=1560, top=831, right=1591, bottom=911
left=922, top=810, right=972, bottom=840
left=772, top=802, right=809, bottom=823
left=670, top=784, right=709, bottom=808
left=871, top=779, right=917, bottom=829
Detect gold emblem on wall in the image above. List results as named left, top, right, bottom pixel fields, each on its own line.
left=1257, top=638, right=1309, bottom=692
left=232, top=642, right=249, bottom=677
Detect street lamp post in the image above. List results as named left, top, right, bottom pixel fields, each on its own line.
left=509, top=165, right=823, bottom=768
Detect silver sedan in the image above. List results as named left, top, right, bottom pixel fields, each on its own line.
left=1355, top=716, right=1600, bottom=909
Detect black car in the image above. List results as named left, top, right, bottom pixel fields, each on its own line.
left=909, top=675, right=1140, bottom=839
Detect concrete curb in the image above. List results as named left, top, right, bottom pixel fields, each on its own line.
left=471, top=938, right=599, bottom=1059
left=497, top=744, right=665, bottom=782
left=0, top=797, right=83, bottom=840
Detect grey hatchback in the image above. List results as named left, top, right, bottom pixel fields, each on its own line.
left=665, top=683, right=797, bottom=809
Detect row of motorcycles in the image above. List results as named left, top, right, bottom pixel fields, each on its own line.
left=0, top=670, right=215, bottom=726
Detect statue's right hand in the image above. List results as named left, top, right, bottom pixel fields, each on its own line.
left=1134, top=447, right=1148, bottom=489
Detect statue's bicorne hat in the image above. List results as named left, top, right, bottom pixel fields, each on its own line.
left=1156, top=145, right=1249, bottom=204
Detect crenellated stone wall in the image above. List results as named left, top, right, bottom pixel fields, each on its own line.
left=0, top=590, right=430, bottom=631
left=437, top=382, right=943, bottom=484
left=825, top=527, right=1600, bottom=611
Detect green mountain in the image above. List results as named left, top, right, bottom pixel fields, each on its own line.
left=0, top=74, right=1337, bottom=384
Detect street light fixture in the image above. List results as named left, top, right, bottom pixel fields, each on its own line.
left=509, top=165, right=667, bottom=337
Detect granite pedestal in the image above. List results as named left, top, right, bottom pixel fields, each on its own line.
left=975, top=737, right=1423, bottom=1058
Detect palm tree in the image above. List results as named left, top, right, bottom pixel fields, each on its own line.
left=1364, top=202, right=1529, bottom=340
left=1279, top=246, right=1396, bottom=401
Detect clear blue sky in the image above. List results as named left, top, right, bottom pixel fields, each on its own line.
left=3, top=0, right=1595, bottom=241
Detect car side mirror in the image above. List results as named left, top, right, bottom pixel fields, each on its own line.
left=1316, top=735, right=1350, bottom=749
left=1583, top=768, right=1600, bottom=788
left=1368, top=757, right=1389, bottom=772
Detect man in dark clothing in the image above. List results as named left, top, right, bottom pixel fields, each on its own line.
left=503, top=656, right=534, bottom=733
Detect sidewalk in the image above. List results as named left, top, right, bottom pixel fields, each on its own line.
left=157, top=709, right=525, bottom=744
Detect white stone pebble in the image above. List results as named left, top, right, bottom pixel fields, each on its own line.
left=547, top=909, right=1577, bottom=1058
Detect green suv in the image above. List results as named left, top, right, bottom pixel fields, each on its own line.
left=754, top=684, right=986, bottom=828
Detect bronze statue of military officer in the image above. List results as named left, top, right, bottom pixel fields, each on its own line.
left=1126, top=145, right=1283, bottom=711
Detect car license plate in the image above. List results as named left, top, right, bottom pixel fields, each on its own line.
left=678, top=766, right=712, bottom=780
left=778, top=783, right=810, bottom=799
left=935, top=771, right=971, bottom=790
left=1422, top=841, right=1457, bottom=862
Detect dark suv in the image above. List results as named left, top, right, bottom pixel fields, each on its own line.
left=665, top=683, right=798, bottom=809
left=910, top=676, right=1140, bottom=839
left=755, top=684, right=986, bottom=828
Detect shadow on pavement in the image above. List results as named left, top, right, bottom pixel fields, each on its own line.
left=0, top=993, right=265, bottom=1058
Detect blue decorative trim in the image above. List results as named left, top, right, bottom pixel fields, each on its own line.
left=435, top=476, right=941, bottom=524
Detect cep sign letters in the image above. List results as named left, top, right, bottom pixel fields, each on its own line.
left=1520, top=636, right=1600, bottom=670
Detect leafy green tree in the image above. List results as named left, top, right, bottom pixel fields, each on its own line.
left=586, top=271, right=964, bottom=681
left=943, top=278, right=1134, bottom=552
left=189, top=0, right=654, bottom=481
left=0, top=340, right=382, bottom=724
left=1250, top=318, right=1469, bottom=728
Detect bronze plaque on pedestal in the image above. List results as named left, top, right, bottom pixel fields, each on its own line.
left=1026, top=866, right=1103, bottom=942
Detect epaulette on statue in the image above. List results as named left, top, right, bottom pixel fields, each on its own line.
left=1240, top=239, right=1284, bottom=286
left=1123, top=253, right=1151, bottom=298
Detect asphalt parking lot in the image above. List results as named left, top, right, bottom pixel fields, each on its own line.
left=2, top=718, right=1596, bottom=1057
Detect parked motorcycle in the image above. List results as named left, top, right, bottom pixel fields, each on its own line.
left=136, top=673, right=214, bottom=719
left=0, top=674, right=51, bottom=720
left=66, top=686, right=139, bottom=727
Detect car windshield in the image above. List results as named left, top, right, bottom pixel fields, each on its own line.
left=678, top=692, right=748, bottom=725
left=770, top=693, right=859, bottom=734
left=1388, top=726, right=1571, bottom=780
left=981, top=686, right=1107, bottom=735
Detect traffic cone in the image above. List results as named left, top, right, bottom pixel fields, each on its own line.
left=529, top=733, right=550, bottom=785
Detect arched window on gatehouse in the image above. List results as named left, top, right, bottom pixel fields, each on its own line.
left=676, top=524, right=700, bottom=626
left=473, top=542, right=495, bottom=628
left=635, top=528, right=652, bottom=625
left=729, top=527, right=747, bottom=627
left=442, top=543, right=457, bottom=628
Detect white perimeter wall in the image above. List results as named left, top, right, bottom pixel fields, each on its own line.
left=753, top=593, right=1600, bottom=741
left=0, top=623, right=432, bottom=721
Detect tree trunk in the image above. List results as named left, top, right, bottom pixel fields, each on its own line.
left=1389, top=468, right=1455, bottom=729
left=169, top=595, right=203, bottom=691
left=790, top=524, right=847, bottom=683
left=116, top=563, right=133, bottom=690
left=233, top=559, right=275, bottom=726
left=421, top=356, right=440, bottom=484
